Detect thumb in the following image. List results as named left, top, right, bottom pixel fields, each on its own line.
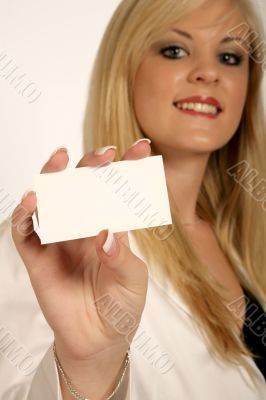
left=95, top=229, right=148, bottom=289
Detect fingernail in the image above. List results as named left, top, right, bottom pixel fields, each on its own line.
left=94, top=145, right=117, bottom=155
left=102, top=229, right=117, bottom=256
left=130, top=138, right=151, bottom=148
left=50, top=147, right=68, bottom=159
left=21, top=190, right=34, bottom=201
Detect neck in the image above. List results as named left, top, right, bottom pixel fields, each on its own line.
left=153, top=145, right=211, bottom=224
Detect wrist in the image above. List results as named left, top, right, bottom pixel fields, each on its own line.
left=54, top=340, right=130, bottom=400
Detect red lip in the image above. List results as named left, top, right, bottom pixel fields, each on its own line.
left=174, top=96, right=222, bottom=111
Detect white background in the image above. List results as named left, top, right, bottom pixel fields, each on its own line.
left=0, top=0, right=122, bottom=224
left=0, top=0, right=265, bottom=224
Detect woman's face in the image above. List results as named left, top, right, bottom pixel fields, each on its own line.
left=133, top=0, right=250, bottom=156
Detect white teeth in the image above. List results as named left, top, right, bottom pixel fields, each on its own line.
left=175, top=102, right=219, bottom=115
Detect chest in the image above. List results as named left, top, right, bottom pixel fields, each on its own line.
left=131, top=277, right=266, bottom=399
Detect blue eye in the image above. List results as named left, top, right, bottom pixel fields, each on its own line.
left=219, top=53, right=243, bottom=66
left=160, top=46, right=188, bottom=59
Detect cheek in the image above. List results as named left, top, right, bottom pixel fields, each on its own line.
left=134, top=67, right=167, bottom=106
left=214, top=75, right=248, bottom=147
left=133, top=82, right=160, bottom=137
left=133, top=62, right=176, bottom=130
left=226, top=76, right=248, bottom=123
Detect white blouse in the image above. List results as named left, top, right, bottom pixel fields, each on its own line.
left=0, top=220, right=265, bottom=400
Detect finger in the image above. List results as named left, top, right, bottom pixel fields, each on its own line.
left=105, top=231, right=130, bottom=251
left=76, top=139, right=151, bottom=169
left=121, top=138, right=151, bottom=161
left=11, top=191, right=43, bottom=264
left=76, top=146, right=117, bottom=168
left=40, top=147, right=69, bottom=174
left=95, top=229, right=148, bottom=288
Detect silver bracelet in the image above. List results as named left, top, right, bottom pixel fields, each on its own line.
left=53, top=342, right=131, bottom=400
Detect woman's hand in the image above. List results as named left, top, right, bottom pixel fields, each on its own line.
left=11, top=142, right=150, bottom=362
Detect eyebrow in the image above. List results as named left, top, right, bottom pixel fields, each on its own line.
left=171, top=28, right=249, bottom=47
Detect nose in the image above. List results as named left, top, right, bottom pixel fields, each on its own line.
left=188, top=56, right=220, bottom=85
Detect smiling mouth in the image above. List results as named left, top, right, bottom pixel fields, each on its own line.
left=173, top=102, right=223, bottom=118
left=174, top=101, right=222, bottom=114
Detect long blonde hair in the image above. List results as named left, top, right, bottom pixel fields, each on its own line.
left=83, top=0, right=266, bottom=383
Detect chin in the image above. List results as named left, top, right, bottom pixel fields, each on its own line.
left=175, top=130, right=232, bottom=148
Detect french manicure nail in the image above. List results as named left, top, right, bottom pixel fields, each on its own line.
left=130, top=138, right=151, bottom=148
left=50, top=147, right=68, bottom=159
left=102, top=229, right=117, bottom=256
left=94, top=145, right=117, bottom=155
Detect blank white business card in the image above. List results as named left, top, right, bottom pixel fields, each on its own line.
left=34, top=155, right=172, bottom=244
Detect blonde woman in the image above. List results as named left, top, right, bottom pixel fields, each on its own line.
left=2, top=0, right=266, bottom=398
